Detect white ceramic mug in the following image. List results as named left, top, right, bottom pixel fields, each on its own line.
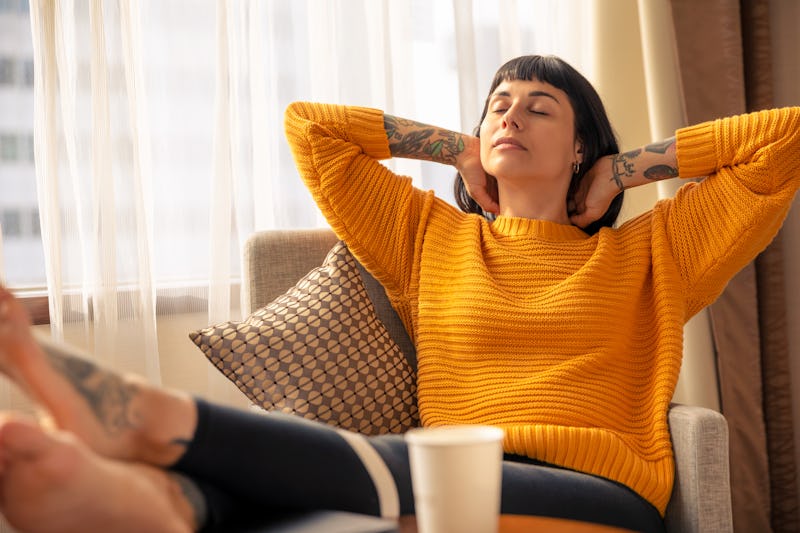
left=405, top=425, right=504, bottom=533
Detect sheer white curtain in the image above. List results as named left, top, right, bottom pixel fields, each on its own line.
left=27, top=0, right=593, bottom=388
left=30, top=0, right=162, bottom=380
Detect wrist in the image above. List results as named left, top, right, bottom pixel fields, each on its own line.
left=610, top=151, right=636, bottom=192
left=454, top=136, right=479, bottom=171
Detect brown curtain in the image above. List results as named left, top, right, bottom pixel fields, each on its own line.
left=668, top=1, right=798, bottom=532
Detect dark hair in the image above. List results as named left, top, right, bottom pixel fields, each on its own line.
left=454, top=55, right=623, bottom=235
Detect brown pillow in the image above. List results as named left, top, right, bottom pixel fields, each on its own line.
left=189, top=241, right=418, bottom=435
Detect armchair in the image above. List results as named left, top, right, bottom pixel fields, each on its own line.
left=240, top=229, right=734, bottom=533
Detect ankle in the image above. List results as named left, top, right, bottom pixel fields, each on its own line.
left=167, top=472, right=208, bottom=532
left=134, top=386, right=198, bottom=466
left=104, top=461, right=197, bottom=533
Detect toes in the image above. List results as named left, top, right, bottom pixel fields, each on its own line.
left=0, top=292, right=39, bottom=376
left=0, top=287, right=31, bottom=328
left=0, top=416, right=56, bottom=459
left=0, top=287, right=14, bottom=321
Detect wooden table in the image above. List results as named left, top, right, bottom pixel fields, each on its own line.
left=397, top=514, right=636, bottom=533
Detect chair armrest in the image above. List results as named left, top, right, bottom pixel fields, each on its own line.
left=665, top=403, right=733, bottom=533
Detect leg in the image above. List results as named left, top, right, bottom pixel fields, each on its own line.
left=0, top=286, right=195, bottom=466
left=173, top=401, right=404, bottom=525
left=499, top=455, right=666, bottom=533
left=175, top=401, right=665, bottom=533
left=0, top=415, right=197, bottom=533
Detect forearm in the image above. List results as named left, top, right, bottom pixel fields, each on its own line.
left=609, top=137, right=678, bottom=192
left=384, top=114, right=468, bottom=165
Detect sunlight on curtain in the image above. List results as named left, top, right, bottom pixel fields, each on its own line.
left=30, top=0, right=162, bottom=382
left=26, top=0, right=594, bottom=395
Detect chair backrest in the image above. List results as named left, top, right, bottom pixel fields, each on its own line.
left=243, top=228, right=417, bottom=370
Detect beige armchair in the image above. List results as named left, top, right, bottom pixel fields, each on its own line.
left=241, top=229, right=734, bottom=533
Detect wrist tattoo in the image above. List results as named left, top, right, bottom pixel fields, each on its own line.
left=385, top=115, right=466, bottom=165
left=425, top=131, right=466, bottom=164
left=610, top=148, right=640, bottom=191
left=44, top=346, right=140, bottom=436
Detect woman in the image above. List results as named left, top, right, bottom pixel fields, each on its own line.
left=0, top=55, right=797, bottom=533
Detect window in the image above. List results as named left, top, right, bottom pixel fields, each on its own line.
left=0, top=58, right=14, bottom=85
left=0, top=5, right=40, bottom=288
left=0, top=211, right=21, bottom=237
left=4, top=1, right=591, bottom=299
left=0, top=133, right=18, bottom=161
left=0, top=133, right=32, bottom=162
left=0, top=0, right=27, bottom=14
left=22, top=59, right=33, bottom=86
left=0, top=57, right=34, bottom=88
left=29, top=208, right=39, bottom=236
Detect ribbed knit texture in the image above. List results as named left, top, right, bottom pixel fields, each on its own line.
left=285, top=102, right=800, bottom=515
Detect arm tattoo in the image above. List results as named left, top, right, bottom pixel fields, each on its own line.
left=644, top=137, right=677, bottom=180
left=645, top=137, right=675, bottom=154
left=384, top=115, right=466, bottom=165
left=644, top=164, right=678, bottom=180
left=46, top=350, right=140, bottom=436
left=610, top=148, right=640, bottom=191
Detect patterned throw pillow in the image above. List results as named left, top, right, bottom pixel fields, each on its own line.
left=189, top=241, right=419, bottom=435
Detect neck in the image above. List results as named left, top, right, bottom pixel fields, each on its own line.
left=497, top=181, right=570, bottom=225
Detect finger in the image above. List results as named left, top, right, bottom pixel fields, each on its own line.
left=570, top=212, right=592, bottom=229
left=479, top=196, right=500, bottom=215
left=0, top=288, right=31, bottom=328
left=470, top=188, right=500, bottom=215
left=481, top=198, right=500, bottom=215
left=0, top=289, right=12, bottom=320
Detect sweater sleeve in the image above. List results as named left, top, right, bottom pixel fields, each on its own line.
left=283, top=102, right=435, bottom=299
left=657, top=107, right=800, bottom=318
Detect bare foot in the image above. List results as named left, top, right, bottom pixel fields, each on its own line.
left=0, top=286, right=196, bottom=466
left=0, top=416, right=197, bottom=533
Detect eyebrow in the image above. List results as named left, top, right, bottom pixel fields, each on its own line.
left=491, top=90, right=560, bottom=103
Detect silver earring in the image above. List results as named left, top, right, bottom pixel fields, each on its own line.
left=573, top=161, right=580, bottom=174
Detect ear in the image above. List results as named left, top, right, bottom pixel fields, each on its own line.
left=573, top=139, right=584, bottom=164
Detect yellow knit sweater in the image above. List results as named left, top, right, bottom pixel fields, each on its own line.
left=285, top=102, right=800, bottom=514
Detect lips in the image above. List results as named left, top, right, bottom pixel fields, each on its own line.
left=493, top=137, right=526, bottom=150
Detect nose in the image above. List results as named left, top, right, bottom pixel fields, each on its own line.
left=502, top=108, right=522, bottom=130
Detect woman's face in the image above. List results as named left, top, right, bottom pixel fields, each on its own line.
left=479, top=78, right=581, bottom=188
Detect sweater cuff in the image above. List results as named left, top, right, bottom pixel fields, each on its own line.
left=675, top=120, right=718, bottom=179
left=347, top=106, right=393, bottom=160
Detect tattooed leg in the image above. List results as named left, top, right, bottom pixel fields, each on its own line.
left=0, top=415, right=197, bottom=533
left=0, top=286, right=196, bottom=466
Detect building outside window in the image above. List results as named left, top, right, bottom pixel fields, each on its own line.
left=0, top=0, right=43, bottom=287
left=0, top=57, right=13, bottom=85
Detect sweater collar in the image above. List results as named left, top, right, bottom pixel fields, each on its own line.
left=491, top=215, right=589, bottom=241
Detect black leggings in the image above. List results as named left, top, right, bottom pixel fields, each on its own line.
left=172, top=399, right=665, bottom=533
